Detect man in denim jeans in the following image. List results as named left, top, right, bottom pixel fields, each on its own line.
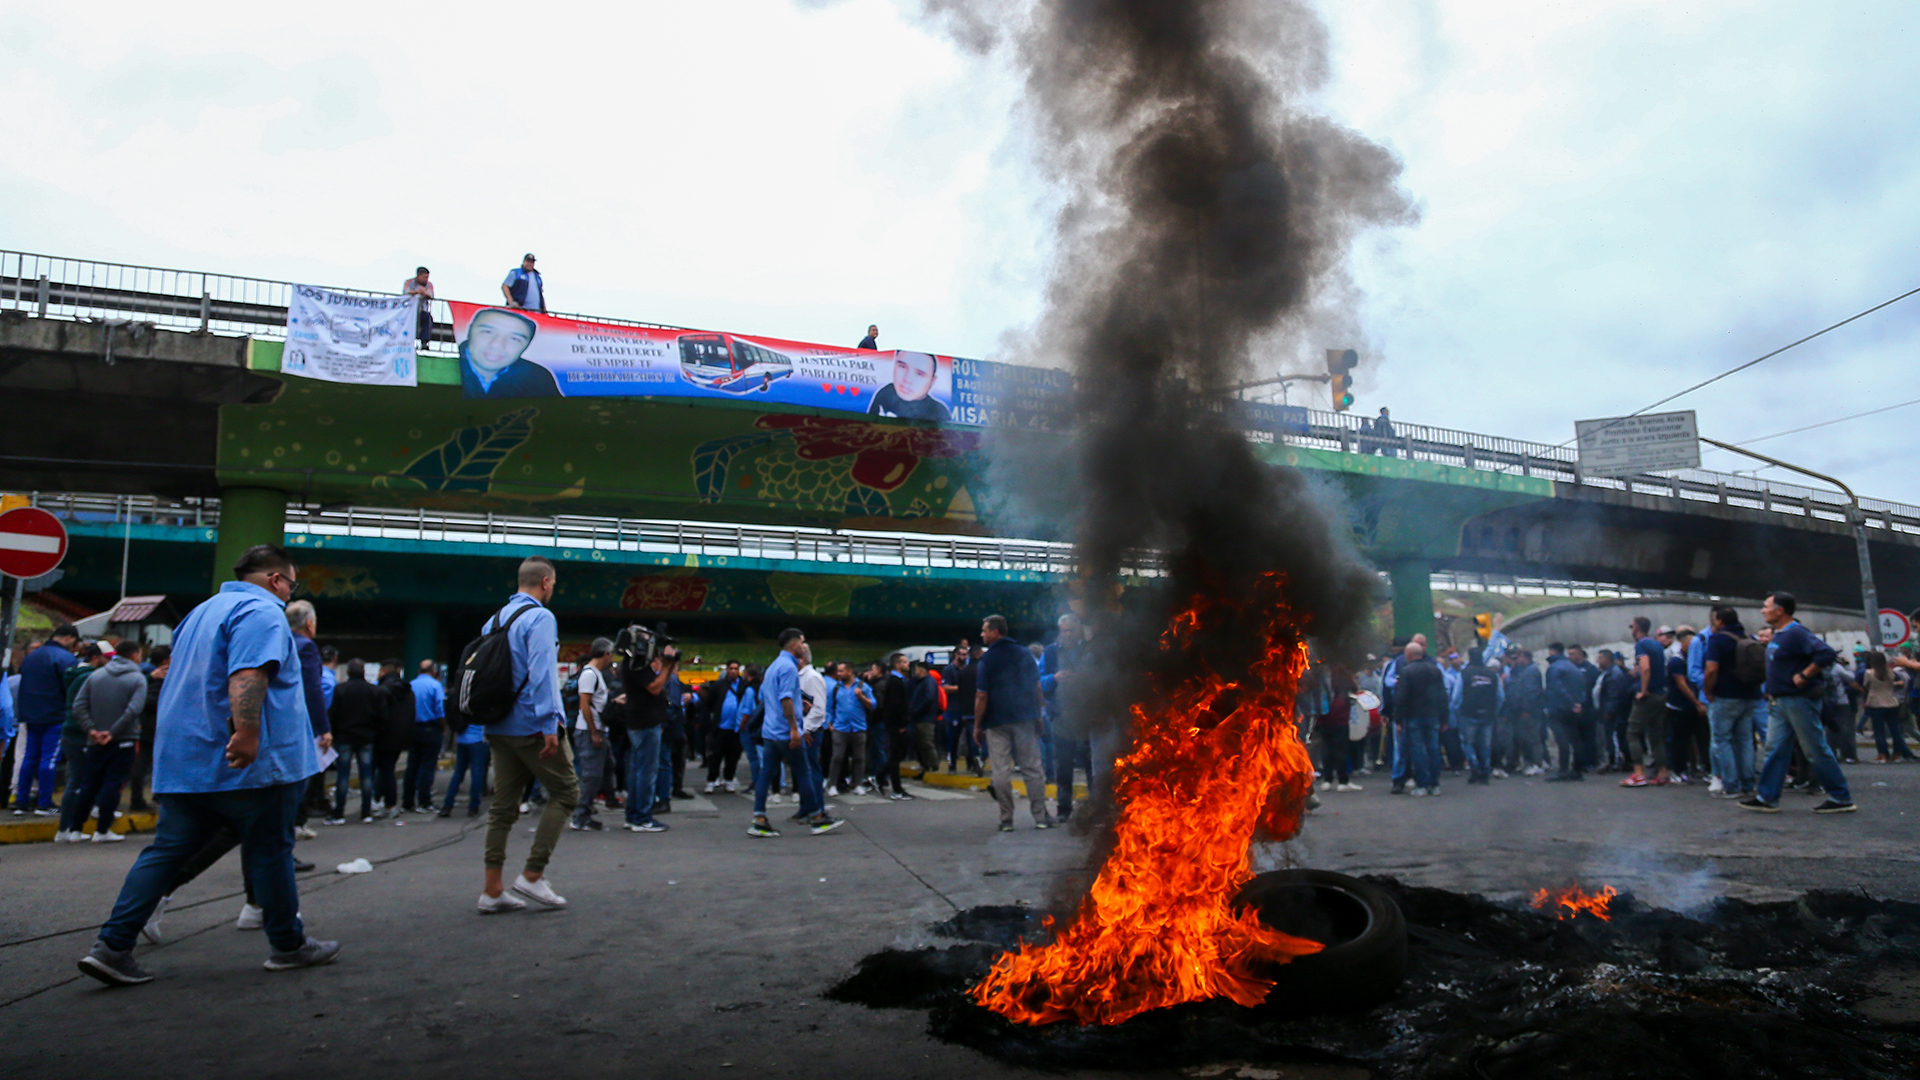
left=78, top=544, right=338, bottom=984
left=1702, top=605, right=1763, bottom=798
left=1394, top=641, right=1448, bottom=797
left=622, top=645, right=674, bottom=834
left=569, top=638, right=615, bottom=832
left=1740, top=591, right=1854, bottom=814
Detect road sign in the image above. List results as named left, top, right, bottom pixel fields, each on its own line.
left=1877, top=608, right=1910, bottom=648
left=1574, top=410, right=1701, bottom=477
left=0, top=507, right=69, bottom=579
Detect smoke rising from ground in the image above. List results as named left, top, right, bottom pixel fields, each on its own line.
left=961, top=0, right=1414, bottom=675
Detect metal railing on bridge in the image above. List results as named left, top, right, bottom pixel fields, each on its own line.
left=8, top=248, right=1919, bottom=538
left=28, top=491, right=1155, bottom=578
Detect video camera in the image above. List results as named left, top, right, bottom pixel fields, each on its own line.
left=613, top=622, right=678, bottom=670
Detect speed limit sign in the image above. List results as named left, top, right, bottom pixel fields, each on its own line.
left=1877, top=609, right=1910, bottom=648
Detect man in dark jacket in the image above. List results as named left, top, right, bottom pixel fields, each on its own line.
left=1544, top=645, right=1588, bottom=782
left=12, top=624, right=79, bottom=814
left=1394, top=642, right=1448, bottom=797
left=327, top=659, right=386, bottom=823
left=58, top=641, right=149, bottom=843
left=871, top=653, right=915, bottom=800
left=943, top=642, right=980, bottom=775
left=974, top=615, right=1053, bottom=830
left=289, top=601, right=332, bottom=826
left=375, top=660, right=416, bottom=816
left=1456, top=649, right=1502, bottom=786
left=1595, top=650, right=1637, bottom=772
left=1501, top=650, right=1545, bottom=776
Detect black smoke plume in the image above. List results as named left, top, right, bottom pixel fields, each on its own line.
left=963, top=0, right=1415, bottom=722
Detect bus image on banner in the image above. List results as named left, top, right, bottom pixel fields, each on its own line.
left=677, top=333, right=794, bottom=395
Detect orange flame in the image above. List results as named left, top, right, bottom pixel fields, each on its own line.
left=1530, top=883, right=1618, bottom=921
left=968, top=576, right=1325, bottom=1026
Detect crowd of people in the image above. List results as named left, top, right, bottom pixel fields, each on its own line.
left=1314, top=592, right=1912, bottom=811
left=5, top=540, right=1902, bottom=985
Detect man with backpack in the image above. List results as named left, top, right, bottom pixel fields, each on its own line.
left=1702, top=605, right=1765, bottom=798
left=1740, top=591, right=1854, bottom=814
left=468, top=556, right=579, bottom=913
left=1454, top=648, right=1502, bottom=785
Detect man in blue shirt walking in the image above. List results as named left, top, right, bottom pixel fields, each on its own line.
left=478, top=557, right=580, bottom=913
left=1740, top=591, right=1855, bottom=814
left=12, top=623, right=79, bottom=814
left=78, top=545, right=337, bottom=985
left=405, top=659, right=446, bottom=813
left=749, top=629, right=843, bottom=838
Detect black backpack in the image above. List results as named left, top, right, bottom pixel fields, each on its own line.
left=1732, top=636, right=1769, bottom=687
left=450, top=604, right=534, bottom=732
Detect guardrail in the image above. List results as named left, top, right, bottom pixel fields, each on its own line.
left=9, top=248, right=1920, bottom=536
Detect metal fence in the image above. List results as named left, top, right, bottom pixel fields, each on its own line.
left=8, top=248, right=1920, bottom=534
left=0, top=250, right=688, bottom=354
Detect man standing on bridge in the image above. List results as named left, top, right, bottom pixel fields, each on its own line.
left=501, top=253, right=547, bottom=313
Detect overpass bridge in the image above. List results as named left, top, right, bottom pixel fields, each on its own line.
left=7, top=249, right=1918, bottom=656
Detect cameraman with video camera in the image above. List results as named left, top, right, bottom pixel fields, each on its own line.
left=622, top=636, right=675, bottom=834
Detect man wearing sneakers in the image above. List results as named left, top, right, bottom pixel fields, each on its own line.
left=974, top=614, right=1054, bottom=832
left=748, top=629, right=843, bottom=838
left=477, top=556, right=580, bottom=914
left=1740, top=591, right=1855, bottom=814
left=569, top=638, right=615, bottom=833
left=77, top=544, right=337, bottom=985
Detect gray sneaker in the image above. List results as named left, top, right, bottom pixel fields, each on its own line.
left=78, top=941, right=154, bottom=986
left=263, top=936, right=342, bottom=971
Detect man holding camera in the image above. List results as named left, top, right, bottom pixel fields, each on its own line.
left=622, top=640, right=674, bottom=834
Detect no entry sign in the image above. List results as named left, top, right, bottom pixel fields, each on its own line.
left=0, top=507, right=69, bottom=579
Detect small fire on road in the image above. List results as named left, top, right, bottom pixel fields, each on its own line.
left=1530, top=883, right=1619, bottom=921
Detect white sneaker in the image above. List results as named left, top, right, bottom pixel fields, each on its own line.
left=766, top=793, right=784, bottom=805
left=703, top=781, right=719, bottom=794
left=1524, top=765, right=1545, bottom=776
left=53, top=829, right=79, bottom=843
left=723, top=780, right=738, bottom=793
left=827, top=786, right=840, bottom=797
left=477, top=890, right=527, bottom=915
left=142, top=895, right=171, bottom=944
left=236, top=903, right=264, bottom=929
left=295, top=825, right=318, bottom=840
left=511, top=874, right=567, bottom=908
left=1337, top=782, right=1364, bottom=792
left=854, top=784, right=873, bottom=796
left=91, top=829, right=126, bottom=843
left=1316, top=780, right=1333, bottom=792
left=1409, top=787, right=1429, bottom=797
left=518, top=801, right=532, bottom=814
left=1707, top=776, right=1725, bottom=794
left=1491, top=768, right=1510, bottom=779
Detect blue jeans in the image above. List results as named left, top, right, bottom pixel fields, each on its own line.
left=332, top=743, right=376, bottom=820
left=1390, top=720, right=1409, bottom=785
left=755, top=739, right=820, bottom=818
left=1403, top=715, right=1442, bottom=790
left=1708, top=697, right=1762, bottom=794
left=403, top=725, right=441, bottom=808
left=572, top=729, right=610, bottom=826
left=1053, top=734, right=1092, bottom=814
left=14, top=723, right=61, bottom=810
left=442, top=741, right=491, bottom=812
left=1755, top=695, right=1851, bottom=805
left=654, top=735, right=675, bottom=805
left=1459, top=717, right=1493, bottom=776
left=741, top=728, right=764, bottom=793
left=58, top=743, right=137, bottom=833
left=623, top=726, right=661, bottom=826
left=1867, top=706, right=1914, bottom=759
left=98, top=781, right=307, bottom=954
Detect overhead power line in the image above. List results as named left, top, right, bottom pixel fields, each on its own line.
left=1704, top=394, right=1920, bottom=451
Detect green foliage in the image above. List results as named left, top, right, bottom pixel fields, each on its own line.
left=691, top=433, right=778, bottom=504
left=377, top=409, right=538, bottom=493
left=766, top=573, right=880, bottom=617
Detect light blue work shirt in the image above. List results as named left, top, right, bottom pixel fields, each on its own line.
left=760, top=650, right=801, bottom=741
left=1686, top=633, right=1707, bottom=691
left=152, top=581, right=319, bottom=794
left=480, top=593, right=563, bottom=738
left=319, top=664, right=337, bottom=708
left=828, top=680, right=870, bottom=733
left=412, top=672, right=446, bottom=722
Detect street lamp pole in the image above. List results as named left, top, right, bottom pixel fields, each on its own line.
left=1699, top=436, right=1879, bottom=645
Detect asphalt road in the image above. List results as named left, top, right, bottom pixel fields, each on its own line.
left=0, top=760, right=1913, bottom=1079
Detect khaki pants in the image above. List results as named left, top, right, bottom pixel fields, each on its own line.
left=912, top=722, right=940, bottom=773
left=986, top=722, right=1051, bottom=826
left=485, top=733, right=580, bottom=875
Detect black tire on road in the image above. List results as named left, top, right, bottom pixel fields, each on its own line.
left=1233, top=868, right=1408, bottom=1014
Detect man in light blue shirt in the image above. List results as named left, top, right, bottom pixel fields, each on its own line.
left=405, top=659, right=446, bottom=813
left=749, top=629, right=843, bottom=838
left=477, top=556, right=579, bottom=914
left=79, top=545, right=337, bottom=986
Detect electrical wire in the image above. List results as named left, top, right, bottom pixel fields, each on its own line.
left=1701, top=394, right=1920, bottom=451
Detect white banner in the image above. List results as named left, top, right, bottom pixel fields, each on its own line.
left=282, top=284, right=418, bottom=386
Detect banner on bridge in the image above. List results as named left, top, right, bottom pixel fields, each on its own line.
left=448, top=302, right=1068, bottom=429
left=282, top=285, right=418, bottom=387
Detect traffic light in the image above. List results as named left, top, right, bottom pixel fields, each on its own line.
left=1474, top=613, right=1493, bottom=642
left=1325, top=348, right=1358, bottom=411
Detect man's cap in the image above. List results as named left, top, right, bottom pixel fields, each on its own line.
left=1657, top=625, right=1675, bottom=635
left=416, top=266, right=429, bottom=274
left=523, top=253, right=537, bottom=260
left=95, top=641, right=115, bottom=657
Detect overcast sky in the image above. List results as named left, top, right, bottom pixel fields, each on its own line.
left=5, top=0, right=1916, bottom=500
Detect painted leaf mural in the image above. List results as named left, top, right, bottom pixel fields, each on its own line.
left=693, top=433, right=778, bottom=503
left=766, top=573, right=879, bottom=617
left=376, top=408, right=538, bottom=493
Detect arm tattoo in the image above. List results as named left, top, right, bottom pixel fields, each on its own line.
left=229, top=669, right=269, bottom=733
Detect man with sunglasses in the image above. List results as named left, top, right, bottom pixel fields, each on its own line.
left=78, top=544, right=339, bottom=985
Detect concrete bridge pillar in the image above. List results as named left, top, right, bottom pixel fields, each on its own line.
left=211, top=487, right=287, bottom=589
left=406, top=607, right=440, bottom=670
left=1386, top=557, right=1435, bottom=643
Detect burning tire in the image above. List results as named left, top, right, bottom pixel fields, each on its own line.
left=1234, top=869, right=1408, bottom=1013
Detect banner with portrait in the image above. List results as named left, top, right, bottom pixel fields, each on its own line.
left=283, top=284, right=419, bottom=386
left=448, top=302, right=1072, bottom=429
